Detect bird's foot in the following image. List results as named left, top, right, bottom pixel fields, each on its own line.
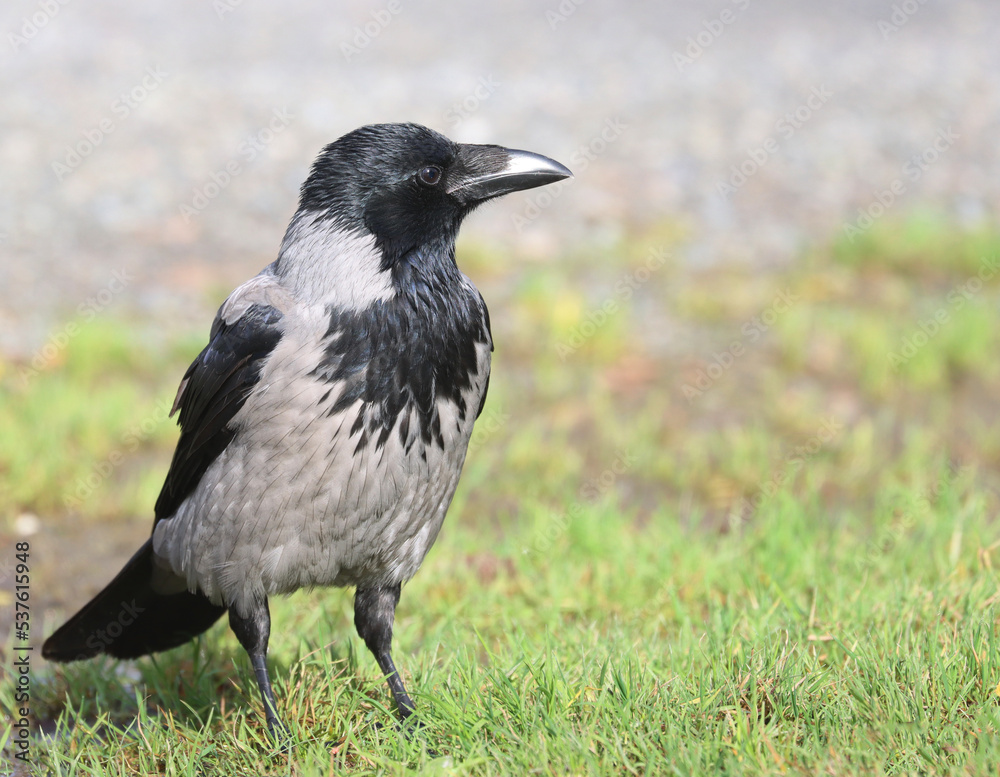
left=369, top=709, right=424, bottom=737
left=370, top=711, right=437, bottom=755
left=265, top=716, right=292, bottom=752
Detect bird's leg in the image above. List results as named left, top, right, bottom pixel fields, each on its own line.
left=229, top=598, right=289, bottom=742
left=354, top=583, right=416, bottom=723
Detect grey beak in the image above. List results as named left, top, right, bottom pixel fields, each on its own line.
left=449, top=146, right=573, bottom=202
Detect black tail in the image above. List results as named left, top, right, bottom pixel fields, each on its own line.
left=43, top=539, right=227, bottom=662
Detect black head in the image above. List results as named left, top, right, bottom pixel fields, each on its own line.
left=296, top=123, right=571, bottom=267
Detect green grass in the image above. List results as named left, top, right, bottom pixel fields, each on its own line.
left=3, top=215, right=1000, bottom=774
left=7, top=494, right=1000, bottom=775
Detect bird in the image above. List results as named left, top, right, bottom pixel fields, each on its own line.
left=42, top=122, right=571, bottom=739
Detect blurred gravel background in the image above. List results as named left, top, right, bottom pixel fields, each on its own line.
left=2, top=0, right=999, bottom=357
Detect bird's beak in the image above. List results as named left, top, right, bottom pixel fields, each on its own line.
left=448, top=145, right=573, bottom=203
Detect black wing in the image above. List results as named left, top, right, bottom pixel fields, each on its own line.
left=153, top=303, right=284, bottom=523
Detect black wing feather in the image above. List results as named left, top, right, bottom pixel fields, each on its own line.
left=153, top=303, right=284, bottom=523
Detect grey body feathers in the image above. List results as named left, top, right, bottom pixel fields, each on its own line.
left=152, top=227, right=491, bottom=616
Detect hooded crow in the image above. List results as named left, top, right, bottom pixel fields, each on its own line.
left=42, top=123, right=571, bottom=738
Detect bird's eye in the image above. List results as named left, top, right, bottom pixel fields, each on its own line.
left=418, top=165, right=442, bottom=186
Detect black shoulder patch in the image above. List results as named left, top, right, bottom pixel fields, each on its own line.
left=154, top=304, right=284, bottom=523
